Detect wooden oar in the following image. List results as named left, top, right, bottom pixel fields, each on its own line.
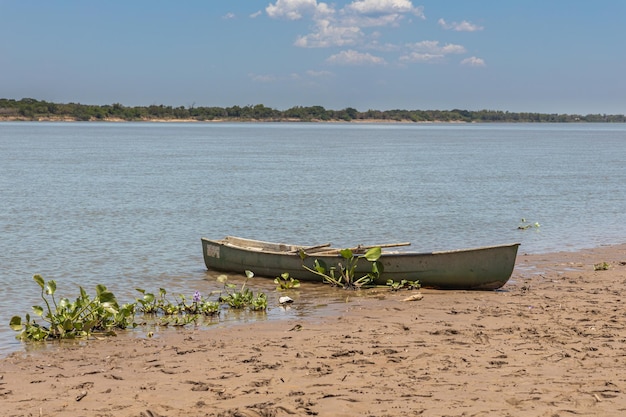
left=313, top=242, right=411, bottom=256
left=288, top=243, right=332, bottom=253
left=353, top=242, right=411, bottom=251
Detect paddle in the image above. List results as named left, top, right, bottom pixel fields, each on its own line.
left=313, top=242, right=411, bottom=255
left=355, top=242, right=411, bottom=250
left=288, top=243, right=332, bottom=253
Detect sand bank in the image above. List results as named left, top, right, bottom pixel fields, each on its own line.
left=2, top=244, right=626, bottom=416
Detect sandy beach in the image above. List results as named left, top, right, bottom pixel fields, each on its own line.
left=2, top=244, right=625, bottom=417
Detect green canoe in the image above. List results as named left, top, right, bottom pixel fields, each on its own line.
left=202, top=236, right=520, bottom=290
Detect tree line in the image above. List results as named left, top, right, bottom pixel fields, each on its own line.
left=1, top=98, right=624, bottom=123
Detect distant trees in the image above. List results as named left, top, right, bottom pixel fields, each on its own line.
left=0, top=98, right=624, bottom=123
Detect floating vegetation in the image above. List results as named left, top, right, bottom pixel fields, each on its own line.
left=386, top=279, right=421, bottom=291
left=10, top=275, right=134, bottom=341
left=274, top=272, right=301, bottom=290
left=518, top=218, right=541, bottom=230
left=11, top=268, right=419, bottom=342
left=218, top=270, right=267, bottom=311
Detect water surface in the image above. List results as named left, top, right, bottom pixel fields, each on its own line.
left=1, top=122, right=625, bottom=355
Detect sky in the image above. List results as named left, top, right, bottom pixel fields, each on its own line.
left=1, top=0, right=625, bottom=114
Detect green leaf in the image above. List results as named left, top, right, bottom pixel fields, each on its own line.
left=33, top=274, right=45, bottom=289
left=96, top=284, right=107, bottom=296
left=313, top=259, right=327, bottom=274
left=339, top=248, right=353, bottom=259
left=46, top=280, right=57, bottom=295
left=62, top=318, right=74, bottom=331
left=9, top=316, right=22, bottom=331
left=245, top=270, right=254, bottom=279
left=363, top=246, right=381, bottom=262
left=32, top=305, right=44, bottom=316
left=216, top=275, right=228, bottom=284
left=98, top=291, right=117, bottom=304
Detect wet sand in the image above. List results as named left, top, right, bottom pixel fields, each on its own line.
left=2, top=244, right=626, bottom=416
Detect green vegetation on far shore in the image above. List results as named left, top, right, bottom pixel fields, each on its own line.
left=1, top=97, right=625, bottom=123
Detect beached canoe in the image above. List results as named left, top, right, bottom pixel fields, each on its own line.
left=202, top=236, right=520, bottom=290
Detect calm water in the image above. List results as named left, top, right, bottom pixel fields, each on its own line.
left=1, top=122, right=625, bottom=355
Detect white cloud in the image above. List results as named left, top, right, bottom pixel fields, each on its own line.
left=295, top=19, right=363, bottom=47
left=266, top=0, right=333, bottom=20
left=345, top=0, right=424, bottom=17
left=406, top=40, right=466, bottom=55
left=265, top=1, right=485, bottom=68
left=326, top=49, right=386, bottom=65
left=342, top=0, right=424, bottom=27
left=461, top=56, right=486, bottom=67
left=340, top=13, right=404, bottom=28
left=222, top=12, right=236, bottom=20
left=438, top=18, right=484, bottom=32
left=441, top=44, right=466, bottom=54
left=250, top=11, right=262, bottom=18
left=267, top=0, right=424, bottom=48
left=399, top=41, right=466, bottom=63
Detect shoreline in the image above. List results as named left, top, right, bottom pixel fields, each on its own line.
left=1, top=115, right=621, bottom=124
left=0, top=116, right=470, bottom=124
left=2, top=243, right=626, bottom=416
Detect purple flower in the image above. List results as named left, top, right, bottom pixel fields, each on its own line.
left=192, top=291, right=202, bottom=303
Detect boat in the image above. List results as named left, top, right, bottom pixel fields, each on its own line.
left=202, top=236, right=520, bottom=290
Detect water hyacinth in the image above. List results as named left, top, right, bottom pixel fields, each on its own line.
left=192, top=290, right=202, bottom=303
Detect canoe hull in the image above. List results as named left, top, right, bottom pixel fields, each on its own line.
left=201, top=236, right=520, bottom=290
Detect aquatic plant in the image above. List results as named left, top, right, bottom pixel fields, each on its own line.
left=274, top=272, right=301, bottom=290
left=135, top=288, right=219, bottom=316
left=178, top=291, right=220, bottom=315
left=594, top=262, right=610, bottom=271
left=135, top=287, right=166, bottom=314
left=218, top=270, right=267, bottom=310
left=158, top=314, right=199, bottom=327
left=10, top=275, right=135, bottom=341
left=301, top=246, right=383, bottom=289
left=386, top=279, right=421, bottom=291
left=518, top=218, right=541, bottom=230
left=135, top=287, right=181, bottom=315
left=11, top=272, right=272, bottom=342
left=250, top=292, right=268, bottom=311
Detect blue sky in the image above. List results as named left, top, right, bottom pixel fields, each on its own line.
left=1, top=0, right=625, bottom=114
